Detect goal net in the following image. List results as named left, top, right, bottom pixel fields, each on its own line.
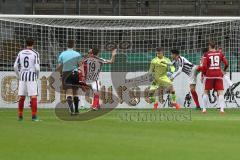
left=0, top=15, right=239, bottom=108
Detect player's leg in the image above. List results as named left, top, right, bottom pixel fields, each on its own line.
left=223, top=74, right=233, bottom=87
left=62, top=71, right=75, bottom=115
left=215, top=79, right=225, bottom=113
left=190, top=66, right=201, bottom=109
left=149, top=82, right=159, bottom=103
left=202, top=90, right=209, bottom=113
left=161, top=76, right=180, bottom=109
left=91, top=81, right=101, bottom=110
left=30, top=95, right=38, bottom=120
left=168, top=85, right=180, bottom=110
left=18, top=81, right=27, bottom=120
left=66, top=89, right=74, bottom=115
left=72, top=71, right=80, bottom=114
left=190, top=84, right=200, bottom=109
left=202, top=79, right=212, bottom=113
left=73, top=89, right=79, bottom=114
left=27, top=81, right=38, bottom=120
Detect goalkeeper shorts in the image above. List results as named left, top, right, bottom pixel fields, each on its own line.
left=150, top=77, right=172, bottom=91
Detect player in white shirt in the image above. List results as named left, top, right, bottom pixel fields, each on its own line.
left=13, top=38, right=40, bottom=121
left=162, top=49, right=201, bottom=109
left=82, top=47, right=116, bottom=110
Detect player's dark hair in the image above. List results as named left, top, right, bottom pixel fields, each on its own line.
left=67, top=40, right=75, bottom=48
left=26, top=37, right=34, bottom=46
left=171, top=49, right=180, bottom=55
left=156, top=47, right=164, bottom=52
left=208, top=40, right=216, bottom=49
left=92, top=47, right=100, bottom=55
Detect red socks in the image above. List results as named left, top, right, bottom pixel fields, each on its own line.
left=31, top=97, right=37, bottom=117
left=18, top=96, right=25, bottom=117
left=153, top=102, right=158, bottom=110
left=18, top=96, right=37, bottom=118
left=92, top=94, right=100, bottom=108
left=191, top=91, right=200, bottom=108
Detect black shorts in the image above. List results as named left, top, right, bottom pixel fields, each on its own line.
left=62, top=71, right=79, bottom=90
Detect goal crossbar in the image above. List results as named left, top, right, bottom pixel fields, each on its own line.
left=1, top=14, right=240, bottom=20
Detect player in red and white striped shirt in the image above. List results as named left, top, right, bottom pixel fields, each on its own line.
left=81, top=47, right=117, bottom=110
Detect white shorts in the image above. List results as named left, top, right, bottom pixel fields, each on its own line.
left=18, top=81, right=38, bottom=96
left=189, top=66, right=198, bottom=85
left=86, top=81, right=101, bottom=92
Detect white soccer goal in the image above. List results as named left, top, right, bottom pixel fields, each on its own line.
left=0, top=15, right=239, bottom=108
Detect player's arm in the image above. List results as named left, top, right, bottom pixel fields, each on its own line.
left=35, top=53, right=40, bottom=78
left=222, top=54, right=229, bottom=72
left=161, top=61, right=174, bottom=66
left=149, top=59, right=154, bottom=73
left=165, top=58, right=175, bottom=73
left=57, top=53, right=63, bottom=76
left=104, top=49, right=117, bottom=64
left=197, top=54, right=207, bottom=74
left=13, top=53, right=20, bottom=78
left=171, top=59, right=183, bottom=80
left=166, top=58, right=175, bottom=78
left=148, top=59, right=156, bottom=80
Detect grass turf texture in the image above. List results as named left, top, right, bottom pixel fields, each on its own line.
left=0, top=108, right=240, bottom=160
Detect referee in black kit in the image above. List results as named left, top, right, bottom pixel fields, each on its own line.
left=57, top=40, right=82, bottom=115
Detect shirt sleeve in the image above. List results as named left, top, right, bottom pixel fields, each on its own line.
left=34, top=52, right=40, bottom=78
left=171, top=57, right=183, bottom=79
left=165, top=57, right=175, bottom=73
left=35, top=54, right=40, bottom=70
left=98, top=57, right=108, bottom=64
left=149, top=59, right=155, bottom=73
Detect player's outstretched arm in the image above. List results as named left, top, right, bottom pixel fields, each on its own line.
left=170, top=67, right=182, bottom=80
left=105, top=48, right=117, bottom=64
left=161, top=61, right=174, bottom=66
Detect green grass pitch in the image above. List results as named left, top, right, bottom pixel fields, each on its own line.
left=0, top=108, right=240, bottom=160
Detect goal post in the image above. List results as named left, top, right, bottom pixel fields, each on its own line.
left=0, top=15, right=239, bottom=108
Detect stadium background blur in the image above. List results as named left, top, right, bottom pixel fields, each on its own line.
left=1, top=0, right=240, bottom=16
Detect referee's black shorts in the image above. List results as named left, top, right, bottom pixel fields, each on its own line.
left=62, top=71, right=79, bottom=90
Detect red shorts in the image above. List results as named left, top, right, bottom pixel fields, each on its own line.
left=205, top=78, right=224, bottom=90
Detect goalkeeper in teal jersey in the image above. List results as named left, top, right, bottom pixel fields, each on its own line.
left=149, top=47, right=180, bottom=109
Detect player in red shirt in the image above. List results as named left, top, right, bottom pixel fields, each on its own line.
left=79, top=47, right=117, bottom=110
left=198, top=41, right=229, bottom=113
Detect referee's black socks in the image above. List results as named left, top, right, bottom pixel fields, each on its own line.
left=73, top=96, right=79, bottom=113
left=66, top=96, right=74, bottom=114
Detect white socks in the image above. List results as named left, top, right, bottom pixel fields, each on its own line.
left=224, top=74, right=233, bottom=87
left=218, top=95, right=225, bottom=112
left=202, top=93, right=208, bottom=112
left=202, top=93, right=225, bottom=113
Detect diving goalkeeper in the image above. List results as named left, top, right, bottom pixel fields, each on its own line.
left=149, top=47, right=180, bottom=109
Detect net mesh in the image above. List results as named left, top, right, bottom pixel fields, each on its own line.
left=0, top=16, right=239, bottom=73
